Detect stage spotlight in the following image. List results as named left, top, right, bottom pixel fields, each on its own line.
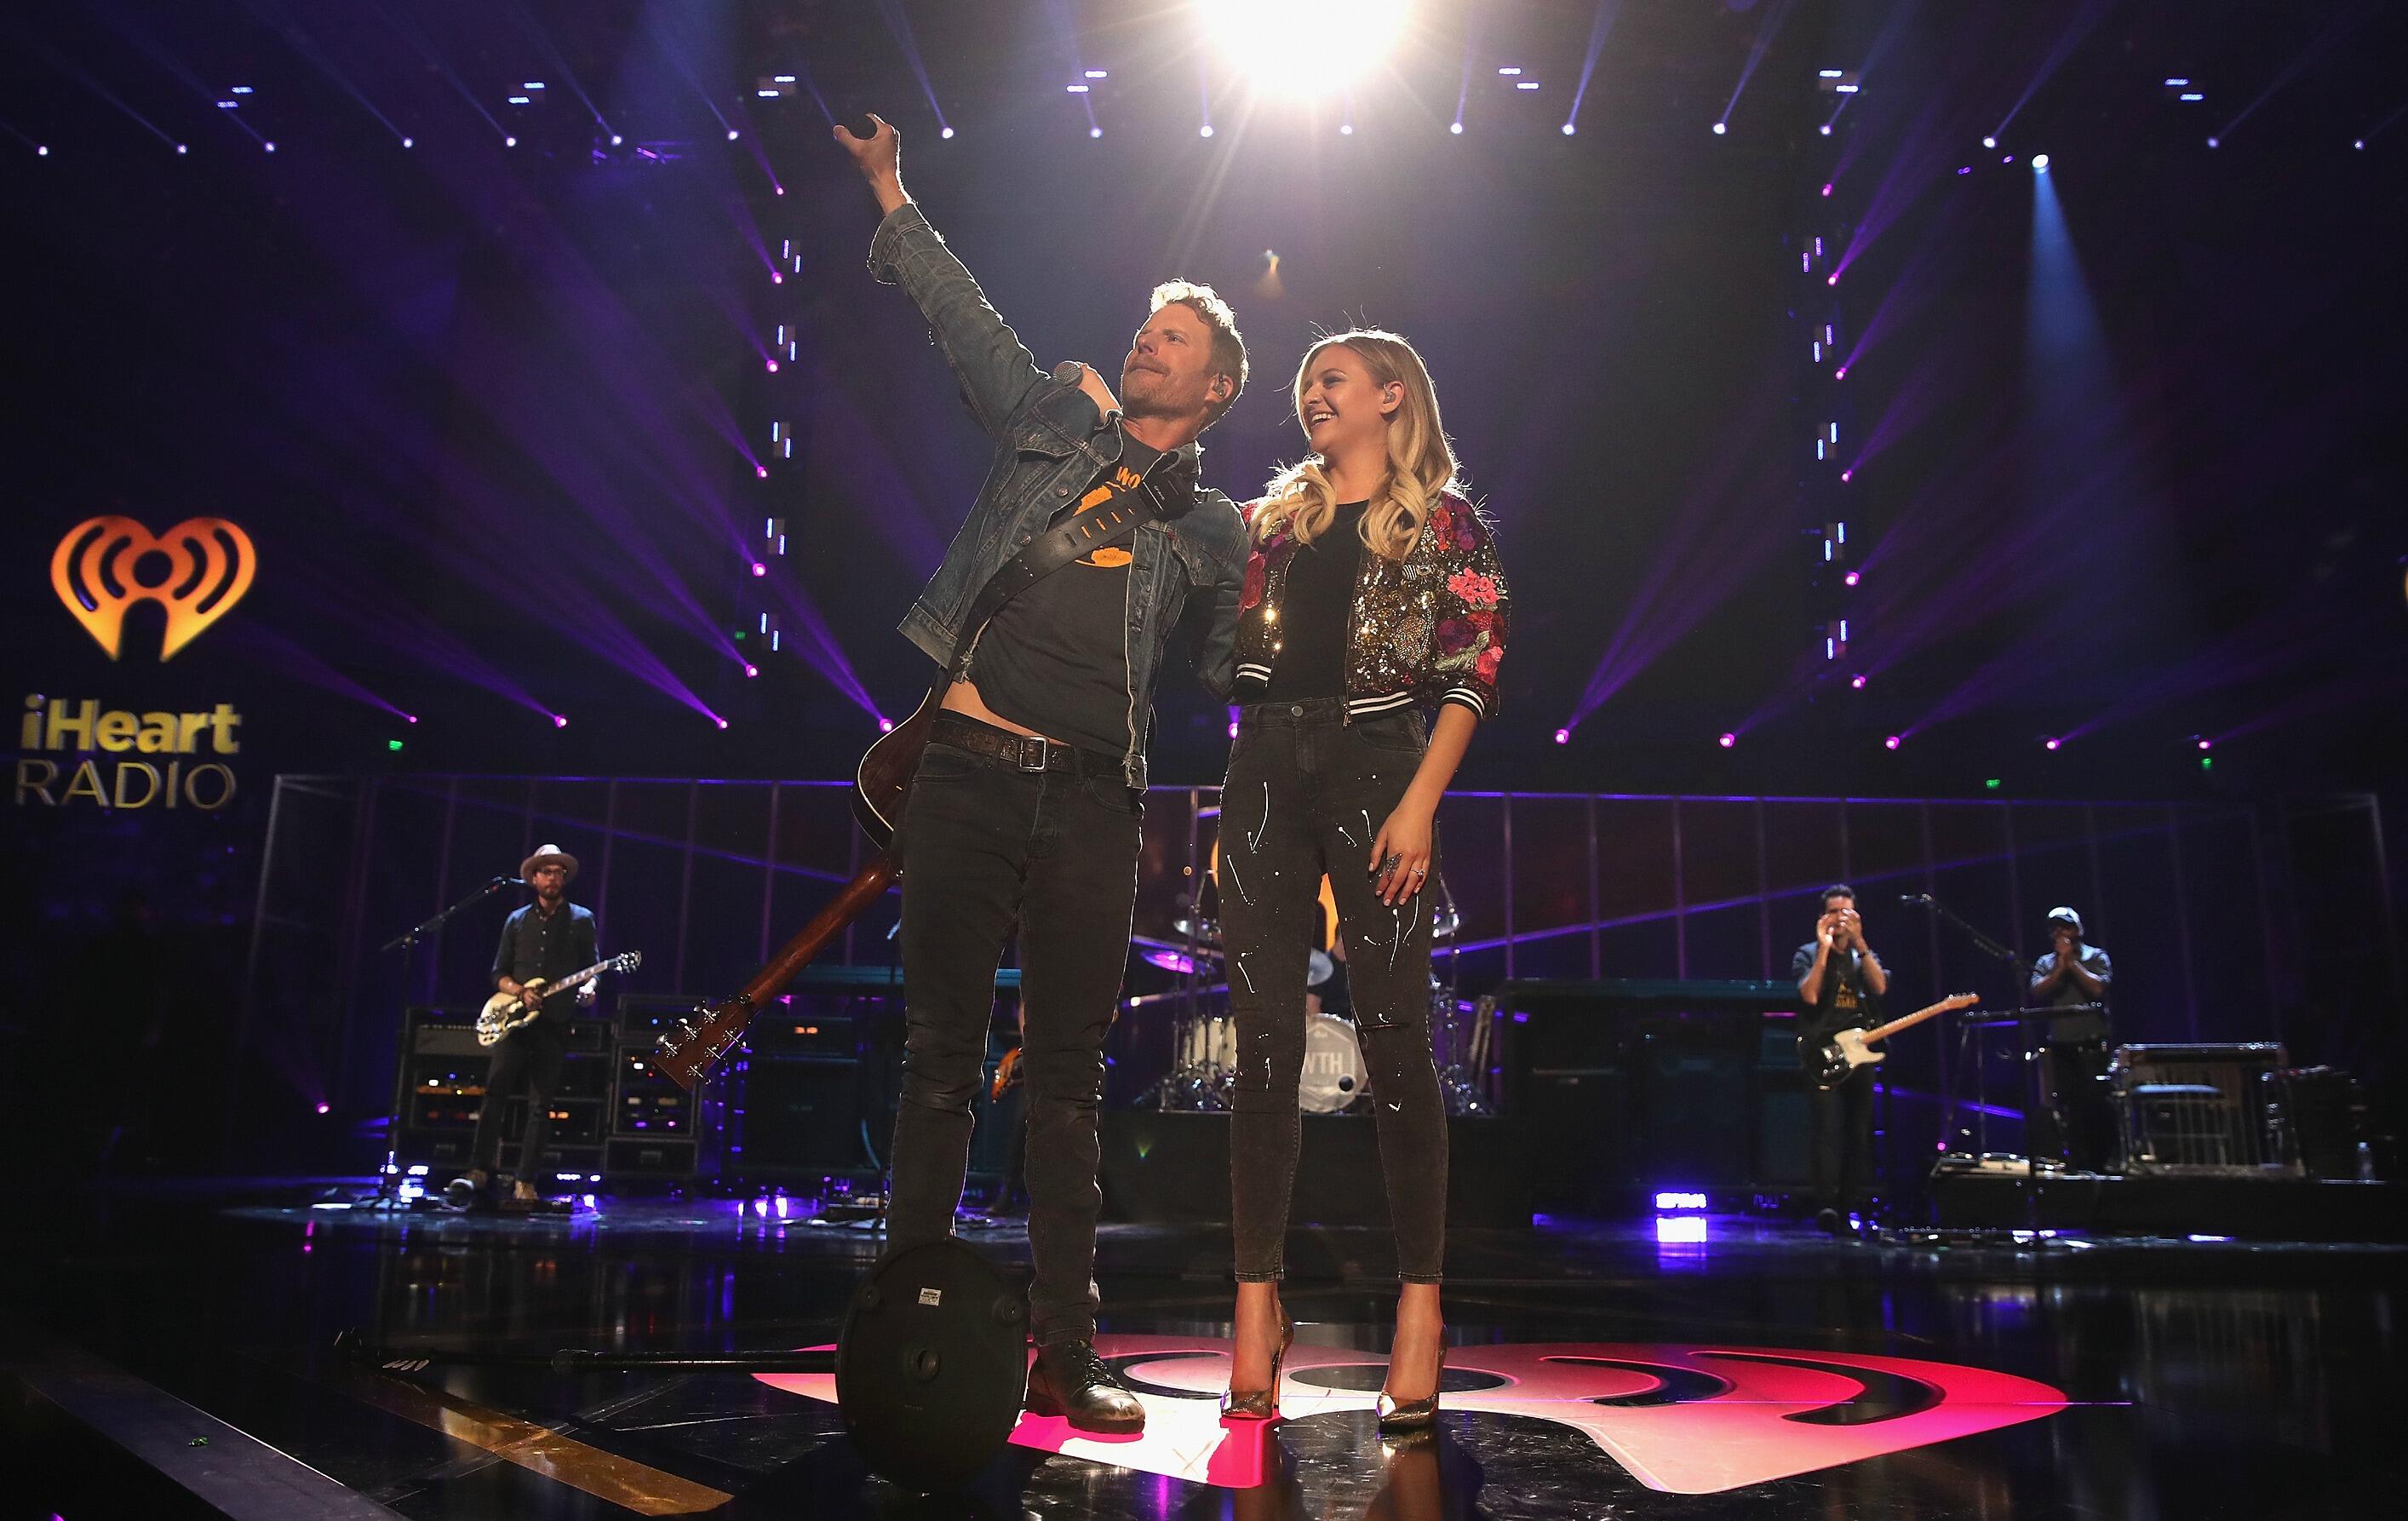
left=316, top=1102, right=331, bottom=1115
left=1835, top=367, right=1848, bottom=381
left=1820, top=182, right=1832, bottom=196
left=727, top=129, right=740, bottom=141
left=1717, top=732, right=1736, bottom=749
left=765, top=359, right=778, bottom=373
left=2032, top=153, right=2050, bottom=171
left=1089, top=125, right=1103, bottom=138
left=1448, top=120, right=1463, bottom=135
left=878, top=717, right=896, bottom=734
left=941, top=126, right=955, bottom=140
left=553, top=715, right=569, bottom=729
left=1982, top=135, right=1997, bottom=149
left=1711, top=121, right=1727, bottom=135
left=1553, top=728, right=1570, bottom=744
left=405, top=715, right=419, bottom=724
left=750, top=561, right=767, bottom=577
left=1884, top=735, right=1901, bottom=750
left=1339, top=123, right=1353, bottom=135
left=1826, top=273, right=1838, bottom=286
left=744, top=664, right=759, bottom=678
left=1850, top=674, right=1866, bottom=690
left=1986, top=777, right=2002, bottom=789
left=714, top=717, right=729, bottom=730
left=175, top=143, right=188, bottom=155
left=387, top=739, right=404, bottom=752
left=1818, top=123, right=1832, bottom=136
left=1843, top=571, right=1860, bottom=586
left=400, top=136, right=413, bottom=148
left=37, top=145, right=49, bottom=156
left=1207, top=0, right=1409, bottom=94
left=754, top=464, right=770, bottom=478
left=770, top=273, right=783, bottom=284
left=2205, top=136, right=2219, bottom=148
left=1200, top=123, right=1215, bottom=137
left=1562, top=123, right=1575, bottom=136
left=611, top=134, right=623, bottom=146
left=263, top=141, right=276, bottom=152
left=2354, top=138, right=2365, bottom=150
left=2044, top=737, right=2061, bottom=751
left=2196, top=738, right=2211, bottom=750
left=504, top=135, right=517, bottom=147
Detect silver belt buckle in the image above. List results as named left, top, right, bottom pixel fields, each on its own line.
left=1017, top=734, right=1050, bottom=772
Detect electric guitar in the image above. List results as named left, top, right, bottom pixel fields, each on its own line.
left=476, top=951, right=643, bottom=1046
left=1802, top=992, right=1980, bottom=1090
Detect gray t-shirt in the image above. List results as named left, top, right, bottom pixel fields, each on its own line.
left=2030, top=944, right=2112, bottom=1042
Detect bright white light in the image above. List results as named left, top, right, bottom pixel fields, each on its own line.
left=611, top=134, right=623, bottom=145
left=1656, top=1215, right=1708, bottom=1244
left=1067, top=83, right=1090, bottom=93
left=1207, top=0, right=1410, bottom=95
left=1499, top=66, right=1522, bottom=77
left=1835, top=83, right=1860, bottom=94
left=1089, top=125, right=1103, bottom=138
left=1448, top=121, right=1463, bottom=135
left=2164, top=77, right=2189, bottom=87
left=2181, top=93, right=2204, bottom=102
left=773, top=75, right=796, bottom=83
left=525, top=83, right=545, bottom=91
left=37, top=145, right=49, bottom=156
left=1982, top=135, right=1997, bottom=148
left=1339, top=122, right=1353, bottom=135
left=756, top=89, right=780, bottom=99
left=175, top=143, right=188, bottom=154
left=504, top=135, right=517, bottom=147
left=263, top=141, right=276, bottom=152
left=1086, top=69, right=1108, bottom=79
left=232, top=85, right=254, bottom=95
left=400, top=137, right=412, bottom=148
left=1711, top=121, right=1727, bottom=135
left=1818, top=123, right=1832, bottom=136
left=727, top=128, right=739, bottom=141
left=940, top=126, right=955, bottom=139
left=1516, top=81, right=1540, bottom=91
left=1561, top=123, right=1576, bottom=135
left=1819, top=69, right=1844, bottom=79
left=2032, top=153, right=2050, bottom=171
left=1655, top=1191, right=1708, bottom=1210
left=1200, top=123, right=1215, bottom=137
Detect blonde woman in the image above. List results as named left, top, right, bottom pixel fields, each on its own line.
left=1213, top=330, right=1509, bottom=1429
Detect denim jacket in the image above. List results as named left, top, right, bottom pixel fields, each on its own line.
left=868, top=204, right=1250, bottom=789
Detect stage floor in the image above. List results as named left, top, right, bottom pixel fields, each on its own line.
left=6, top=1180, right=2404, bottom=1518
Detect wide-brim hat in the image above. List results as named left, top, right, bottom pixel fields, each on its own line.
left=521, top=844, right=579, bottom=883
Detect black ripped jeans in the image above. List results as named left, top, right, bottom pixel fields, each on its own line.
left=1221, top=698, right=1448, bottom=1283
left=886, top=722, right=1144, bottom=1347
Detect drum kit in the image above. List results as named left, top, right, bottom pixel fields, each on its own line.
left=1138, top=871, right=1498, bottom=1117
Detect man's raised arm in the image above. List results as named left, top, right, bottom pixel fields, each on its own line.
left=835, top=114, right=1048, bottom=438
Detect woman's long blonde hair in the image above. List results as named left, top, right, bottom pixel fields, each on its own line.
left=1253, top=330, right=1461, bottom=562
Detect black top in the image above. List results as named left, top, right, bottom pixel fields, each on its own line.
left=2030, top=944, right=2113, bottom=1042
left=1250, top=501, right=1367, bottom=703
left=494, top=901, right=598, bottom=1009
left=1790, top=941, right=1881, bottom=1040
left=972, top=439, right=1161, bottom=758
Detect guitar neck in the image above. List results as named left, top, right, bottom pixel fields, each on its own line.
left=1860, top=996, right=1971, bottom=1044
left=543, top=960, right=610, bottom=995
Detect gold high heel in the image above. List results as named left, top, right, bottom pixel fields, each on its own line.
left=1219, top=1304, right=1295, bottom=1420
left=1376, top=1343, right=1447, bottom=1432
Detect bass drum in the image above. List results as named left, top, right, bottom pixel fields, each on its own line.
left=1298, top=1012, right=1367, bottom=1113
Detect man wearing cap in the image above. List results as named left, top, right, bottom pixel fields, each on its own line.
left=463, top=845, right=598, bottom=1203
left=2029, top=906, right=2114, bottom=1171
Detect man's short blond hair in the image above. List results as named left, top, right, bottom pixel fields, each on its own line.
left=1149, top=279, right=1247, bottom=425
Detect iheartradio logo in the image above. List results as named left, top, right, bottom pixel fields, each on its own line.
left=50, top=516, right=257, bottom=661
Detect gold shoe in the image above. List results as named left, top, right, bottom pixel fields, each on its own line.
left=1219, top=1305, right=1295, bottom=1421
left=1377, top=1346, right=1447, bottom=1432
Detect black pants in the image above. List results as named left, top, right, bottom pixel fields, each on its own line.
left=886, top=724, right=1143, bottom=1348
left=470, top=1017, right=566, bottom=1177
left=1221, top=699, right=1448, bottom=1283
left=2035, top=1039, right=2116, bottom=1172
left=1805, top=1058, right=1878, bottom=1212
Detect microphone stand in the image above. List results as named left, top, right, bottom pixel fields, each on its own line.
left=370, top=878, right=524, bottom=1204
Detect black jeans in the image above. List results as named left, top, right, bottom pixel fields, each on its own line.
left=2035, top=1039, right=2116, bottom=1171
left=470, top=1017, right=566, bottom=1177
left=1221, top=699, right=1448, bottom=1283
left=886, top=722, right=1143, bottom=1347
left=1805, top=1058, right=1877, bottom=1211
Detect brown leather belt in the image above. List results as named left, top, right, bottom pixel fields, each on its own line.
left=929, top=711, right=1119, bottom=776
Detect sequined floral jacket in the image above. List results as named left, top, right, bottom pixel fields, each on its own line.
left=1225, top=491, right=1510, bottom=720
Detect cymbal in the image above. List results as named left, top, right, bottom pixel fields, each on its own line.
left=1172, top=914, right=1222, bottom=944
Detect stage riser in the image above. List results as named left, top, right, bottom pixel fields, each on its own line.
left=1929, top=1172, right=2405, bottom=1242
left=1097, top=1114, right=1530, bottom=1227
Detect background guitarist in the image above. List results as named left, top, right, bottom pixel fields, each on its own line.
left=834, top=114, right=1251, bottom=1434
left=1793, top=884, right=1889, bottom=1235
left=463, top=844, right=597, bottom=1205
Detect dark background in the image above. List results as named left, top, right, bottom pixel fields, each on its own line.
left=3, top=1, right=2401, bottom=1171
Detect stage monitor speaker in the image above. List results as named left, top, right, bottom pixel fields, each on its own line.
left=837, top=1240, right=1028, bottom=1492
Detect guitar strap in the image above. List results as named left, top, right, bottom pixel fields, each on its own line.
left=936, top=452, right=1190, bottom=685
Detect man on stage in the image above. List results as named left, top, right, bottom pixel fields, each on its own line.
left=835, top=114, right=1252, bottom=1432
left=2029, top=905, right=2115, bottom=1171
left=464, top=845, right=597, bottom=1204
left=1794, top=885, right=1889, bottom=1234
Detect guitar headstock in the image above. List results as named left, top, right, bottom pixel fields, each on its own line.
left=653, top=991, right=754, bottom=1091
left=1943, top=991, right=1980, bottom=1012
left=611, top=950, right=644, bottom=974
